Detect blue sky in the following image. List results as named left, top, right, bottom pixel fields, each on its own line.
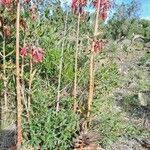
left=116, top=0, right=150, bottom=20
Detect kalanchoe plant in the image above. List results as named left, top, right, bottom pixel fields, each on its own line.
left=94, top=39, right=108, bottom=52
left=20, top=44, right=45, bottom=63
left=0, top=0, right=11, bottom=7
left=29, top=5, right=38, bottom=21
left=24, top=0, right=30, bottom=4
left=92, top=0, right=111, bottom=21
left=20, top=44, right=45, bottom=123
left=20, top=46, right=27, bottom=57
left=71, top=0, right=88, bottom=15
left=32, top=47, right=44, bottom=63
left=71, top=0, right=88, bottom=112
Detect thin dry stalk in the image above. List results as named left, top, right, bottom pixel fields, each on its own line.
left=27, top=56, right=33, bottom=120
left=3, top=36, right=8, bottom=121
left=87, top=0, right=101, bottom=122
left=73, top=13, right=81, bottom=112
left=21, top=53, right=28, bottom=115
left=56, top=11, right=68, bottom=112
left=16, top=1, right=22, bottom=149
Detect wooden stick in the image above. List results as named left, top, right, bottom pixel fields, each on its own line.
left=73, top=13, right=80, bottom=112
left=16, top=1, right=22, bottom=149
left=87, top=0, right=101, bottom=122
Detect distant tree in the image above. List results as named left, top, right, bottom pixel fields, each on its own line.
left=106, top=0, right=145, bottom=40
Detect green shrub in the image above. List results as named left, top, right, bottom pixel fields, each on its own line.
left=23, top=87, right=78, bottom=150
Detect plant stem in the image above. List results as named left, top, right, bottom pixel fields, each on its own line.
left=16, top=1, right=22, bottom=149
left=56, top=11, right=68, bottom=112
left=87, top=0, right=101, bottom=121
left=28, top=56, right=33, bottom=120
left=73, top=13, right=80, bottom=112
left=3, top=36, right=8, bottom=120
left=21, top=54, right=28, bottom=115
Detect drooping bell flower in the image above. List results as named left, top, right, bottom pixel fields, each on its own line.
left=32, top=48, right=44, bottom=63
left=72, top=0, right=77, bottom=14
left=0, top=0, right=11, bottom=7
left=24, top=0, right=30, bottom=4
left=94, top=40, right=108, bottom=53
left=94, top=40, right=102, bottom=53
left=101, top=12, right=107, bottom=21
left=71, top=0, right=88, bottom=15
left=20, top=47, right=28, bottom=57
left=92, top=0, right=111, bottom=21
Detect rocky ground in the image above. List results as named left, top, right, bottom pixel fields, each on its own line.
left=108, top=36, right=150, bottom=150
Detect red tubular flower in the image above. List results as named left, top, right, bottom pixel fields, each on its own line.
left=94, top=40, right=107, bottom=53
left=92, top=0, right=111, bottom=21
left=71, top=0, right=88, bottom=15
left=0, top=0, right=11, bottom=7
left=101, top=12, right=107, bottom=21
left=32, top=48, right=44, bottom=63
left=20, top=47, right=27, bottom=57
left=24, top=0, right=30, bottom=4
left=94, top=40, right=102, bottom=52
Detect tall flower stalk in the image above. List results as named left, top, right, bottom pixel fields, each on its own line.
left=71, top=0, right=88, bottom=112
left=56, top=10, right=68, bottom=112
left=3, top=35, right=8, bottom=122
left=16, top=1, right=22, bottom=149
left=87, top=0, right=101, bottom=121
left=87, top=0, right=111, bottom=123
left=73, top=12, right=80, bottom=112
left=20, top=38, right=28, bottom=116
left=27, top=55, right=33, bottom=120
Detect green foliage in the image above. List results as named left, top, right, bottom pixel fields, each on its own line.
left=106, top=0, right=150, bottom=40
left=1, top=1, right=150, bottom=149
left=95, top=61, right=119, bottom=96
left=139, top=53, right=150, bottom=66
left=23, top=87, right=78, bottom=149
left=106, top=18, right=150, bottom=40
left=92, top=97, right=150, bottom=147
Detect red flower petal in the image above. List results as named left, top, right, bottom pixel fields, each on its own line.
left=24, top=0, right=30, bottom=4
left=101, top=12, right=107, bottom=21
left=20, top=47, right=27, bottom=57
left=0, top=0, right=11, bottom=7
left=32, top=48, right=44, bottom=63
left=71, top=0, right=87, bottom=15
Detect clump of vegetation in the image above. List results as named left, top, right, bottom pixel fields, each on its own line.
left=0, top=0, right=150, bottom=149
